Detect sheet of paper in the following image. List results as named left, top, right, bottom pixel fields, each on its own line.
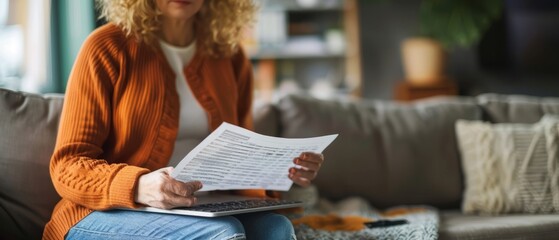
left=171, top=122, right=338, bottom=191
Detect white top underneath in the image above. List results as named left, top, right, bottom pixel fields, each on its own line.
left=158, top=39, right=209, bottom=167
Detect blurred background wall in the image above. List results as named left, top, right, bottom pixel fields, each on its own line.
left=1, top=0, right=558, bottom=101
left=359, top=0, right=559, bottom=99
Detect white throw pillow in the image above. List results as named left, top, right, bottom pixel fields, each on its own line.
left=456, top=116, right=559, bottom=214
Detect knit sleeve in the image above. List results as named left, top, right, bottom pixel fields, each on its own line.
left=231, top=46, right=255, bottom=131
left=50, top=30, right=149, bottom=210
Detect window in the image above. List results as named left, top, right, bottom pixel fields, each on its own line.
left=0, top=0, right=95, bottom=93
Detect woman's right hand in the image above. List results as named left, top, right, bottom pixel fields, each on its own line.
left=135, top=167, right=203, bottom=209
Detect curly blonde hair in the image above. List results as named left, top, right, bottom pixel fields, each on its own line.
left=96, top=0, right=257, bottom=58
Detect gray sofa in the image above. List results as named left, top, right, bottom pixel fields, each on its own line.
left=1, top=87, right=559, bottom=239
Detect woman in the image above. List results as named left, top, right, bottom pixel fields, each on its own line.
left=44, top=0, right=325, bottom=239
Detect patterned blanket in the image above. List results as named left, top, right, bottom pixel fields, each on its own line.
left=287, top=197, right=439, bottom=240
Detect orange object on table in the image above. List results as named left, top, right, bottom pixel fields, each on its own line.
left=291, top=214, right=373, bottom=231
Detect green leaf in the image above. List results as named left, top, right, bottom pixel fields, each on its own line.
left=419, top=0, right=503, bottom=49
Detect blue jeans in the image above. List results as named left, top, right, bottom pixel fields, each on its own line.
left=66, top=210, right=296, bottom=240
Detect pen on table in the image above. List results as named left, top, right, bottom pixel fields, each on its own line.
left=364, top=219, right=409, bottom=228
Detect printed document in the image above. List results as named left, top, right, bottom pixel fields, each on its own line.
left=171, top=122, right=338, bottom=191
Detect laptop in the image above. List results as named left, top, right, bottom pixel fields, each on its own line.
left=126, top=192, right=303, bottom=217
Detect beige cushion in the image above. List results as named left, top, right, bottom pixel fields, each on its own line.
left=0, top=88, right=63, bottom=239
left=439, top=210, right=559, bottom=240
left=456, top=117, right=559, bottom=214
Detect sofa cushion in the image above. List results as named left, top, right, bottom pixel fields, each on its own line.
left=456, top=116, right=559, bottom=215
left=253, top=102, right=280, bottom=137
left=277, top=95, right=482, bottom=208
left=0, top=88, right=63, bottom=239
left=477, top=94, right=559, bottom=123
left=439, top=210, right=559, bottom=240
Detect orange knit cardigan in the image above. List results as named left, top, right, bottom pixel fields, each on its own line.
left=44, top=24, right=267, bottom=239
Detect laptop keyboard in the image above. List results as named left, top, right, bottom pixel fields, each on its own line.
left=184, top=199, right=302, bottom=212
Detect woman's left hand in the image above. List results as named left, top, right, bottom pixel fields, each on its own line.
left=289, top=152, right=324, bottom=187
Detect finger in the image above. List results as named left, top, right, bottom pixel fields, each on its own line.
left=166, top=180, right=203, bottom=197
left=289, top=174, right=311, bottom=187
left=163, top=192, right=198, bottom=209
left=160, top=181, right=200, bottom=208
left=179, top=181, right=203, bottom=196
left=293, top=157, right=320, bottom=172
left=299, top=152, right=324, bottom=164
left=186, top=181, right=203, bottom=193
left=289, top=168, right=316, bottom=181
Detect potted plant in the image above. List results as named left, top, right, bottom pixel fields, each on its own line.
left=401, top=0, right=503, bottom=86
